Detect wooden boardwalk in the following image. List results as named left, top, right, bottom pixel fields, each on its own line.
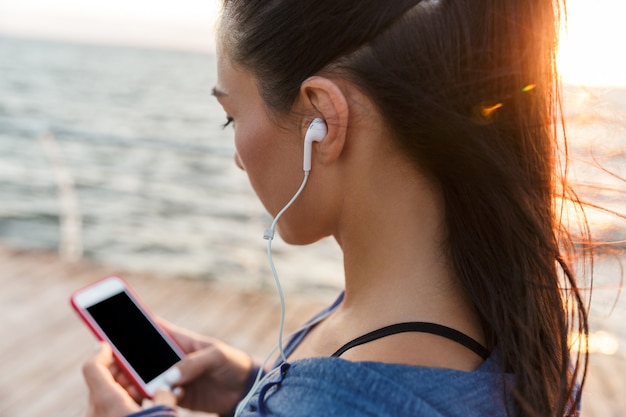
left=0, top=244, right=624, bottom=417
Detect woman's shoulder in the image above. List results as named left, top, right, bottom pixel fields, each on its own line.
left=239, top=354, right=514, bottom=417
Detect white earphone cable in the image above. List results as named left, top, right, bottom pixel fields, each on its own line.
left=233, top=301, right=338, bottom=416
left=234, top=171, right=331, bottom=417
left=262, top=171, right=309, bottom=364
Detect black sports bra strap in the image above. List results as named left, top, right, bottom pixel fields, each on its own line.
left=330, top=322, right=490, bottom=360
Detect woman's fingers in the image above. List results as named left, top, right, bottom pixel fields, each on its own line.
left=152, top=386, right=183, bottom=407
left=170, top=346, right=225, bottom=386
left=109, top=363, right=143, bottom=403
left=153, top=388, right=176, bottom=407
left=157, top=318, right=214, bottom=353
left=83, top=343, right=116, bottom=387
left=83, top=343, right=141, bottom=417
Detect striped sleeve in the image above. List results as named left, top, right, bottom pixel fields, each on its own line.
left=125, top=405, right=177, bottom=417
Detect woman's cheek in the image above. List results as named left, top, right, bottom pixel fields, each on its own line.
left=233, top=130, right=251, bottom=171
left=234, top=152, right=244, bottom=170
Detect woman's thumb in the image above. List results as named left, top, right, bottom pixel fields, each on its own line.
left=165, top=348, right=220, bottom=386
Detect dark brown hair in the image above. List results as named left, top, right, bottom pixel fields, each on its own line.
left=220, top=0, right=589, bottom=416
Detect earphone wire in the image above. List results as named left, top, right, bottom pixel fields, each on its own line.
left=263, top=171, right=309, bottom=363
left=233, top=301, right=338, bottom=416
left=234, top=172, right=332, bottom=417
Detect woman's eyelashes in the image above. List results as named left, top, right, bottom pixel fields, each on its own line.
left=222, top=116, right=234, bottom=129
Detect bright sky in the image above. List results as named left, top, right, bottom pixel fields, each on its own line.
left=0, top=0, right=222, bottom=52
left=557, top=0, right=626, bottom=86
left=0, top=0, right=624, bottom=86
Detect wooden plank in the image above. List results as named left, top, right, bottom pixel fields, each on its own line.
left=0, top=245, right=624, bottom=417
left=0, top=245, right=329, bottom=417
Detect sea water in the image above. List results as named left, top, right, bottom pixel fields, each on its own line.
left=0, top=36, right=624, bottom=354
left=0, top=36, right=344, bottom=292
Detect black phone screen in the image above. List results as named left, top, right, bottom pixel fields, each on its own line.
left=86, top=292, right=181, bottom=383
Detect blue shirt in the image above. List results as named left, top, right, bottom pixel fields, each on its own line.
left=236, top=353, right=513, bottom=417
left=128, top=293, right=515, bottom=417
left=129, top=352, right=513, bottom=417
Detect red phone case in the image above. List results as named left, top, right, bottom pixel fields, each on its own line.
left=70, top=276, right=183, bottom=398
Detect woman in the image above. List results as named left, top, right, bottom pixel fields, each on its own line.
left=82, top=1, right=589, bottom=416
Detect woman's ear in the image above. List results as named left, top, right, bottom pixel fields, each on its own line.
left=298, top=76, right=349, bottom=166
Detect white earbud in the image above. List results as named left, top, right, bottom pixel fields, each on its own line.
left=303, top=118, right=327, bottom=172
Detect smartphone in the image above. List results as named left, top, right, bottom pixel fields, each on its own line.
left=70, top=276, right=184, bottom=398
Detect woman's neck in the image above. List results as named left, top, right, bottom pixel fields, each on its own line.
left=330, top=124, right=483, bottom=347
left=286, top=94, right=485, bottom=366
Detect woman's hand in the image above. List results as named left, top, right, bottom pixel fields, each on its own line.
left=82, top=343, right=143, bottom=417
left=157, top=320, right=255, bottom=415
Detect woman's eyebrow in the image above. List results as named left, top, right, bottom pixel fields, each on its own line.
left=211, top=87, right=228, bottom=97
